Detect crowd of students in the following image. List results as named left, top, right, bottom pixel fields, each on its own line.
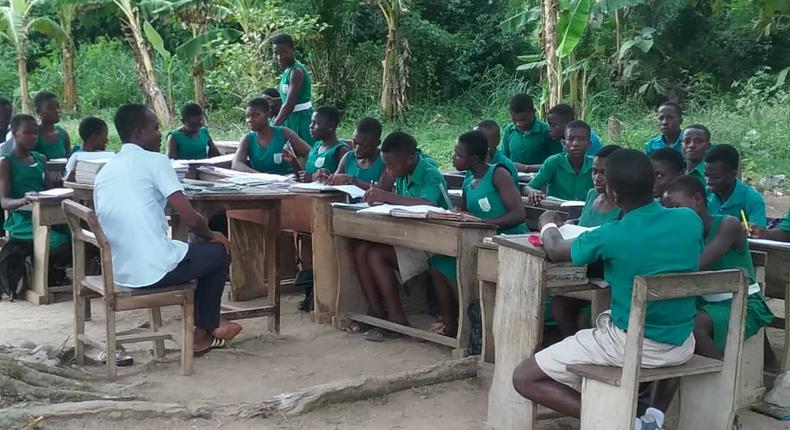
left=1, top=32, right=789, bottom=427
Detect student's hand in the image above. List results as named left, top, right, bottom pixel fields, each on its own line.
left=210, top=232, right=232, bottom=256
left=364, top=186, right=391, bottom=204
left=327, top=174, right=353, bottom=186
left=314, top=169, right=331, bottom=183
left=282, top=147, right=296, bottom=163
left=297, top=171, right=312, bottom=183
left=539, top=210, right=565, bottom=230
left=526, top=189, right=546, bottom=206
left=748, top=223, right=767, bottom=239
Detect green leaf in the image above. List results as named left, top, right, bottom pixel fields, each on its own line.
left=175, top=28, right=241, bottom=62
left=28, top=16, right=66, bottom=44
left=517, top=53, right=544, bottom=63
left=143, top=20, right=171, bottom=62
left=500, top=6, right=541, bottom=33
left=556, top=0, right=591, bottom=58
left=516, top=60, right=547, bottom=71
left=591, top=0, right=647, bottom=15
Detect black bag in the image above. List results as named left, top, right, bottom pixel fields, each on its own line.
left=0, top=239, right=33, bottom=301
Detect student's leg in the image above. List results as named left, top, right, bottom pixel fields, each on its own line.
left=648, top=378, right=679, bottom=416
left=552, top=296, right=588, bottom=337
left=368, top=244, right=408, bottom=325
left=351, top=239, right=385, bottom=318
left=428, top=268, right=458, bottom=337
left=693, top=310, right=723, bottom=359
left=512, top=356, right=582, bottom=417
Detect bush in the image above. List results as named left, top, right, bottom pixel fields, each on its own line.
left=74, top=38, right=144, bottom=112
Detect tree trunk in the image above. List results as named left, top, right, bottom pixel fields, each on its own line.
left=17, top=52, right=31, bottom=114
left=125, top=19, right=171, bottom=125
left=193, top=64, right=206, bottom=107
left=542, top=0, right=561, bottom=108
left=62, top=42, right=78, bottom=112
left=381, top=27, right=397, bottom=120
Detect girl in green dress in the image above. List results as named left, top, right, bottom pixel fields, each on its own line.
left=271, top=34, right=315, bottom=146
left=577, top=145, right=622, bottom=227
left=286, top=106, right=349, bottom=182
left=167, top=102, right=220, bottom=160
left=33, top=92, right=71, bottom=159
left=328, top=117, right=392, bottom=190
left=232, top=97, right=311, bottom=175
left=428, top=130, right=527, bottom=337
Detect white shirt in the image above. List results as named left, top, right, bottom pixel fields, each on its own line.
left=94, top=144, right=188, bottom=287
left=64, top=150, right=115, bottom=178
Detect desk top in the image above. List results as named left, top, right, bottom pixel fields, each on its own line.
left=748, top=238, right=790, bottom=251
left=332, top=206, right=496, bottom=230
left=494, top=234, right=547, bottom=258
left=64, top=180, right=291, bottom=201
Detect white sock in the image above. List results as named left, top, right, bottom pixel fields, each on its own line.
left=634, top=418, right=642, bottom=430
left=646, top=407, right=665, bottom=428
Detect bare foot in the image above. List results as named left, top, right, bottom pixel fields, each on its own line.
left=212, top=320, right=242, bottom=341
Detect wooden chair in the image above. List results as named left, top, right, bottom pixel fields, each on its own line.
left=62, top=200, right=195, bottom=378
left=567, top=269, right=748, bottom=430
left=737, top=250, right=768, bottom=409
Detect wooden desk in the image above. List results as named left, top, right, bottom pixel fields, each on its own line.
left=748, top=238, right=790, bottom=372
left=447, top=192, right=572, bottom=231
left=333, top=207, right=496, bottom=356
left=214, top=140, right=240, bottom=155
left=26, top=191, right=74, bottom=304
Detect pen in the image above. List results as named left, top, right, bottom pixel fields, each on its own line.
left=740, top=209, right=750, bottom=232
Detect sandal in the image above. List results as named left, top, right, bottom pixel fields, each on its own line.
left=97, top=349, right=134, bottom=367
left=364, top=328, right=402, bottom=342
left=345, top=320, right=372, bottom=334
left=194, top=337, right=226, bottom=356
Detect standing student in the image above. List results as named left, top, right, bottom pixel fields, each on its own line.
left=349, top=131, right=448, bottom=341
left=502, top=93, right=561, bottom=173
left=287, top=106, right=349, bottom=182
left=474, top=120, right=519, bottom=185
left=232, top=97, right=310, bottom=175
left=261, top=87, right=282, bottom=124
left=328, top=117, right=389, bottom=189
left=525, top=120, right=594, bottom=205
left=650, top=147, right=685, bottom=199
left=547, top=104, right=603, bottom=156
left=33, top=92, right=71, bottom=159
left=95, top=104, right=240, bottom=354
left=428, top=130, right=527, bottom=337
left=167, top=102, right=220, bottom=160
left=682, top=124, right=711, bottom=184
left=64, top=117, right=115, bottom=181
left=271, top=34, right=315, bottom=146
left=512, top=149, right=702, bottom=429
left=644, top=102, right=683, bottom=155
left=0, top=97, right=11, bottom=144
left=705, top=144, right=767, bottom=227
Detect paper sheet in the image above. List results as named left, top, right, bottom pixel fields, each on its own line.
left=560, top=200, right=586, bottom=208
left=748, top=238, right=790, bottom=250
left=558, top=224, right=598, bottom=240
left=291, top=182, right=366, bottom=198
left=36, top=188, right=73, bottom=198
left=357, top=204, right=449, bottom=216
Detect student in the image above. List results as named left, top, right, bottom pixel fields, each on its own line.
left=33, top=92, right=71, bottom=159
left=644, top=102, right=683, bottom=155
left=650, top=147, right=685, bottom=199
left=64, top=117, right=114, bottom=181
left=681, top=124, right=710, bottom=184
left=512, top=149, right=702, bottom=428
left=525, top=120, right=594, bottom=205
left=327, top=117, right=389, bottom=189
left=261, top=87, right=282, bottom=123
left=474, top=120, right=519, bottom=185
left=271, top=34, right=315, bottom=146
left=95, top=104, right=240, bottom=354
left=287, top=106, right=349, bottom=182
left=167, top=102, right=219, bottom=160
left=0, top=97, right=11, bottom=144
left=705, top=144, right=767, bottom=227
left=547, top=104, right=602, bottom=156
left=349, top=131, right=448, bottom=340
left=232, top=97, right=311, bottom=175
left=428, top=130, right=527, bottom=336
left=501, top=93, right=561, bottom=173
left=750, top=208, right=790, bottom=242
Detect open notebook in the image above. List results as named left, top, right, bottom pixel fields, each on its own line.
left=356, top=204, right=479, bottom=221
left=290, top=182, right=366, bottom=199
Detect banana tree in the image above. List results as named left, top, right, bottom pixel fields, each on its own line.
left=366, top=0, right=410, bottom=120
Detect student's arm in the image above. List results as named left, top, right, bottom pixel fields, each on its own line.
left=514, top=162, right=541, bottom=174
left=63, top=131, right=71, bottom=156
left=700, top=217, right=744, bottom=270
left=486, top=166, right=527, bottom=229
left=206, top=132, right=220, bottom=158
left=377, top=170, right=396, bottom=192
left=751, top=225, right=790, bottom=242
left=64, top=154, right=77, bottom=182
left=525, top=161, right=552, bottom=205
left=273, top=68, right=304, bottom=126
left=327, top=152, right=353, bottom=185
left=166, top=134, right=178, bottom=160
left=747, top=196, right=767, bottom=228
left=364, top=188, right=434, bottom=206
left=281, top=127, right=309, bottom=173
left=538, top=211, right=572, bottom=262
left=231, top=134, right=258, bottom=173
left=0, top=157, right=30, bottom=210
left=167, top=191, right=230, bottom=254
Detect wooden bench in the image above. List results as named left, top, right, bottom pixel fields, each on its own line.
left=567, top=269, right=748, bottom=430
left=737, top=250, right=768, bottom=409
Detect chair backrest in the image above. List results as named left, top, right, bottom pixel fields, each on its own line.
left=62, top=199, right=117, bottom=299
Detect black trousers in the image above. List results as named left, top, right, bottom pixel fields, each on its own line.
left=147, top=243, right=229, bottom=330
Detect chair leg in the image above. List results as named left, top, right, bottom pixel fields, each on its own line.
left=181, top=293, right=195, bottom=376
left=105, top=301, right=117, bottom=379
left=149, top=307, right=165, bottom=359
left=677, top=373, right=737, bottom=429
left=579, top=378, right=637, bottom=430
left=73, top=289, right=86, bottom=366
left=85, top=297, right=92, bottom=322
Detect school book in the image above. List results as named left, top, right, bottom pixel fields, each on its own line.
left=177, top=153, right=235, bottom=166
left=290, top=182, right=366, bottom=199
left=558, top=224, right=598, bottom=240
left=74, top=158, right=112, bottom=184
left=30, top=188, right=74, bottom=199
left=171, top=161, right=189, bottom=181
left=356, top=204, right=480, bottom=221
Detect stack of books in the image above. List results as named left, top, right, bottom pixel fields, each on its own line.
left=171, top=161, right=189, bottom=181
left=74, top=158, right=111, bottom=184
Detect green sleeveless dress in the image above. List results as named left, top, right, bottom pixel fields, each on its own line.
left=343, top=151, right=385, bottom=183
left=578, top=189, right=621, bottom=227
left=699, top=215, right=773, bottom=349
left=305, top=140, right=347, bottom=174
left=35, top=125, right=69, bottom=159
left=169, top=127, right=211, bottom=160
left=4, top=152, right=69, bottom=248
left=246, top=128, right=292, bottom=175
left=279, top=60, right=315, bottom=146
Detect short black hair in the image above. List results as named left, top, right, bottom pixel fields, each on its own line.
left=356, top=117, right=382, bottom=140
left=114, top=104, right=154, bottom=142
left=704, top=143, right=739, bottom=172
left=595, top=144, right=621, bottom=158
left=262, top=87, right=281, bottom=98
left=566, top=119, right=591, bottom=138
left=271, top=34, right=295, bottom=48
left=381, top=131, right=417, bottom=155
left=0, top=97, right=11, bottom=108
left=666, top=175, right=707, bottom=200
left=247, top=97, right=270, bottom=114
left=548, top=104, right=575, bottom=122
left=315, top=106, right=340, bottom=128
left=180, top=102, right=203, bottom=119
left=34, top=91, right=58, bottom=110
left=78, top=117, right=107, bottom=142
left=458, top=130, right=489, bottom=160
left=509, top=93, right=535, bottom=114
left=606, top=149, right=655, bottom=202
left=10, top=114, right=37, bottom=134
left=658, top=101, right=683, bottom=117
left=476, top=119, right=499, bottom=133
left=650, top=147, right=686, bottom=173
left=684, top=124, right=710, bottom=141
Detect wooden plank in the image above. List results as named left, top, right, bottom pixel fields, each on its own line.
left=493, top=235, right=546, bottom=258
left=264, top=201, right=281, bottom=333
left=333, top=236, right=368, bottom=324
left=228, top=217, right=268, bottom=301
left=455, top=227, right=494, bottom=357
left=477, top=246, right=498, bottom=283
left=311, top=195, right=344, bottom=323
left=479, top=280, right=496, bottom=364
left=350, top=314, right=458, bottom=348
left=221, top=305, right=277, bottom=320
left=568, top=355, right=723, bottom=386
left=29, top=202, right=54, bottom=305
left=639, top=269, right=744, bottom=300
left=115, top=333, right=172, bottom=345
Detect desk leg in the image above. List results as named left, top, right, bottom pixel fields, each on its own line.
left=228, top=216, right=268, bottom=302
left=311, top=199, right=338, bottom=324
left=27, top=211, right=51, bottom=305
left=487, top=247, right=546, bottom=430
left=480, top=280, right=497, bottom=364
left=456, top=229, right=490, bottom=357
left=333, top=236, right=367, bottom=328
left=264, top=204, right=281, bottom=334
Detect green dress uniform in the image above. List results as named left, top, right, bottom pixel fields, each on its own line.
left=501, top=120, right=561, bottom=165
left=528, top=153, right=594, bottom=201
left=305, top=140, right=348, bottom=175
left=169, top=127, right=211, bottom=160
left=35, top=125, right=69, bottom=159
left=279, top=60, right=315, bottom=146
left=490, top=149, right=519, bottom=185
left=578, top=189, right=621, bottom=228
left=343, top=152, right=385, bottom=184
left=246, top=128, right=293, bottom=175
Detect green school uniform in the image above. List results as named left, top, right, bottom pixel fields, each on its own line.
left=687, top=161, right=706, bottom=185
left=571, top=201, right=703, bottom=345
left=279, top=60, right=315, bottom=146
left=343, top=151, right=385, bottom=184
left=707, top=179, right=767, bottom=227
left=490, top=149, right=519, bottom=185
left=305, top=140, right=348, bottom=174
left=778, top=208, right=790, bottom=233
left=35, top=125, right=69, bottom=159
left=528, top=153, right=594, bottom=201
left=502, top=120, right=561, bottom=165
left=246, top=128, right=292, bottom=175
left=169, top=127, right=211, bottom=160
left=644, top=132, right=683, bottom=155
left=395, top=156, right=448, bottom=208
left=578, top=189, right=621, bottom=228
left=3, top=152, right=69, bottom=248
left=698, top=215, right=773, bottom=350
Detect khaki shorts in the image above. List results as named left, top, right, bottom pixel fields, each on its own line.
left=393, top=246, right=431, bottom=282
left=535, top=311, right=695, bottom=392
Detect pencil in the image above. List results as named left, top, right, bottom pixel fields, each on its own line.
left=740, top=210, right=750, bottom=232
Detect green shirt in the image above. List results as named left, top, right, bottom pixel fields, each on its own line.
left=501, top=120, right=560, bottom=165
left=395, top=156, right=448, bottom=208
left=528, top=153, right=594, bottom=201
left=490, top=149, right=519, bottom=185
left=570, top=201, right=702, bottom=345
left=779, top=208, right=790, bottom=233
left=707, top=179, right=767, bottom=227
left=463, top=164, right=527, bottom=235
left=305, top=140, right=348, bottom=174
left=279, top=60, right=312, bottom=104
left=578, top=189, right=621, bottom=227
left=169, top=127, right=211, bottom=160
left=246, top=128, right=292, bottom=175
left=687, top=161, right=706, bottom=185
left=343, top=151, right=385, bottom=184
left=706, top=215, right=755, bottom=283
left=35, top=124, right=69, bottom=159
left=644, top=132, right=683, bottom=155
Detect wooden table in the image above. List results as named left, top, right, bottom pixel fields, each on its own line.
left=748, top=238, right=790, bottom=372
left=447, top=192, right=577, bottom=231
left=214, top=140, right=240, bottom=155
left=25, top=191, right=74, bottom=304
left=333, top=207, right=496, bottom=356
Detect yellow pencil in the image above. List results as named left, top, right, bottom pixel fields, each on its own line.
left=740, top=210, right=750, bottom=232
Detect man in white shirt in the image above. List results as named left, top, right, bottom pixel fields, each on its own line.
left=95, top=104, right=240, bottom=354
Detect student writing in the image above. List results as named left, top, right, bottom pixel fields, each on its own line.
left=705, top=144, right=767, bottom=227
left=167, top=102, right=220, bottom=160
left=327, top=117, right=391, bottom=190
